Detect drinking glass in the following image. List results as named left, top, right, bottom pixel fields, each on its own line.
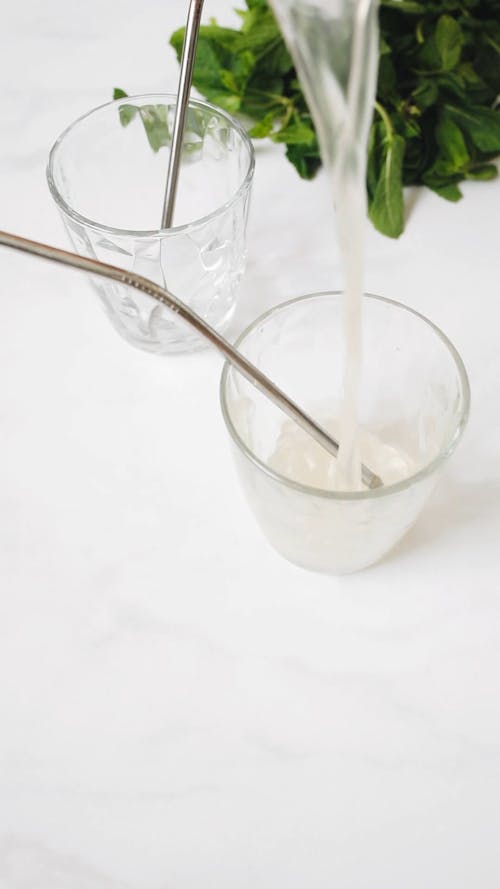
left=220, top=292, right=470, bottom=574
left=47, top=94, right=255, bottom=353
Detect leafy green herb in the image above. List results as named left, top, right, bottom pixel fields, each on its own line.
left=115, top=0, right=500, bottom=237
left=112, top=88, right=170, bottom=151
left=170, top=0, right=500, bottom=237
left=368, top=105, right=406, bottom=237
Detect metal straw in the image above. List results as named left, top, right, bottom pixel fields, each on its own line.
left=161, top=0, right=204, bottom=229
left=0, top=231, right=382, bottom=490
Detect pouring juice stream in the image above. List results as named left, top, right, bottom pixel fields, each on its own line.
left=268, top=0, right=381, bottom=491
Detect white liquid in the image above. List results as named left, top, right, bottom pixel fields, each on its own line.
left=269, top=0, right=381, bottom=492
left=269, top=418, right=415, bottom=493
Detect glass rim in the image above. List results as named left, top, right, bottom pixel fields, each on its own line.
left=46, top=92, right=255, bottom=239
left=220, top=291, right=471, bottom=502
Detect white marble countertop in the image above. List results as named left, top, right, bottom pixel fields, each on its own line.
left=1, top=1, right=500, bottom=886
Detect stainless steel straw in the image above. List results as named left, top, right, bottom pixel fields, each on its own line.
left=0, top=231, right=382, bottom=489
left=161, top=0, right=204, bottom=229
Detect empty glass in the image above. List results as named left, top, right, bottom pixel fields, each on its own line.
left=221, top=292, right=470, bottom=574
left=47, top=94, right=255, bottom=353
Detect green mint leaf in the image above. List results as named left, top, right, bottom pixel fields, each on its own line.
left=377, top=54, right=398, bottom=100
left=435, top=15, right=463, bottom=71
left=458, top=62, right=483, bottom=86
left=285, top=142, right=321, bottom=180
left=436, top=115, right=469, bottom=169
left=367, top=119, right=385, bottom=199
left=412, top=79, right=439, bottom=111
left=209, top=93, right=243, bottom=115
left=380, top=1, right=426, bottom=12
left=369, top=133, right=405, bottom=238
left=248, top=111, right=277, bottom=138
left=427, top=182, right=463, bottom=201
left=118, top=104, right=139, bottom=127
left=169, top=25, right=249, bottom=111
left=272, top=112, right=316, bottom=146
left=417, top=35, right=442, bottom=73
left=380, top=37, right=391, bottom=56
left=138, top=105, right=170, bottom=152
left=445, top=104, right=500, bottom=154
left=113, top=88, right=138, bottom=127
left=466, top=163, right=498, bottom=182
left=218, top=50, right=255, bottom=99
left=114, top=93, right=169, bottom=151
left=240, top=8, right=281, bottom=47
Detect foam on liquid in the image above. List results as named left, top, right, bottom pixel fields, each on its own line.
left=268, top=418, right=416, bottom=493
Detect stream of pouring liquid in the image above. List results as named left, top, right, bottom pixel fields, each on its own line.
left=268, top=0, right=380, bottom=490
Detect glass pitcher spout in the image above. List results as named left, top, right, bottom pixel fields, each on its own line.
left=268, top=0, right=379, bottom=173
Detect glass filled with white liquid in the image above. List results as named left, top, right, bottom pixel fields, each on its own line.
left=221, top=292, right=470, bottom=574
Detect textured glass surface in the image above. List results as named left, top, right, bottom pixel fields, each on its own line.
left=48, top=95, right=254, bottom=353
left=221, top=293, right=470, bottom=574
